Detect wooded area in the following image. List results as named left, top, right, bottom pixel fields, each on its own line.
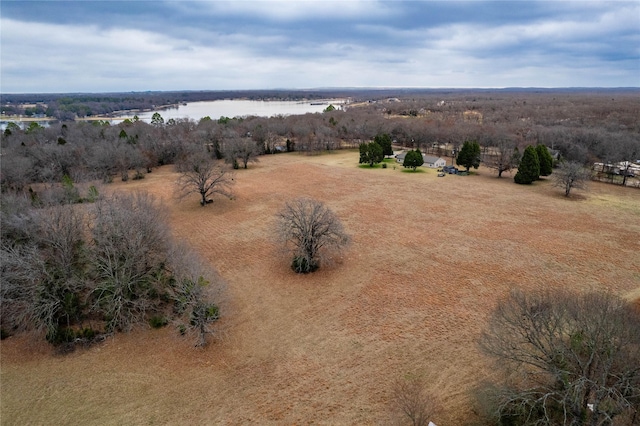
left=2, top=90, right=639, bottom=193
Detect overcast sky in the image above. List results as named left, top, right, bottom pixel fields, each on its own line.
left=1, top=1, right=639, bottom=93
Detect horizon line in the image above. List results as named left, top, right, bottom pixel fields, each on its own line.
left=2, top=86, right=640, bottom=96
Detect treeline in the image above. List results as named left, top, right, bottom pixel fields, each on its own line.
left=367, top=91, right=640, bottom=166
left=2, top=91, right=638, bottom=193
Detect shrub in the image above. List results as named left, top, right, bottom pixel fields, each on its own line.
left=149, top=315, right=169, bottom=328
left=77, top=327, right=97, bottom=340
left=86, top=185, right=99, bottom=202
left=61, top=174, right=81, bottom=204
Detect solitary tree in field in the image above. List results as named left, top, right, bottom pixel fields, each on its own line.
left=403, top=149, right=424, bottom=171
left=374, top=133, right=394, bottom=157
left=359, top=141, right=384, bottom=167
left=392, top=374, right=439, bottom=426
left=553, top=161, right=590, bottom=197
left=176, top=152, right=234, bottom=206
left=276, top=198, right=349, bottom=273
left=514, top=145, right=539, bottom=184
left=479, top=289, right=640, bottom=425
left=536, top=144, right=554, bottom=177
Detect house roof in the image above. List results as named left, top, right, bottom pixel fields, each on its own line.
left=423, top=155, right=443, bottom=163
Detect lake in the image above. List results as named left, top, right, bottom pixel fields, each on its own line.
left=0, top=99, right=347, bottom=129
left=123, top=99, right=347, bottom=123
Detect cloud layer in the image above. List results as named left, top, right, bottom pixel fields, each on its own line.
left=1, top=1, right=638, bottom=93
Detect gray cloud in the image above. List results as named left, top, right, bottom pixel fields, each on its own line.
left=1, top=1, right=638, bottom=92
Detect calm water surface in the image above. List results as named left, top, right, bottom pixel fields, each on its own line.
left=0, top=99, right=346, bottom=129
left=131, top=99, right=346, bottom=122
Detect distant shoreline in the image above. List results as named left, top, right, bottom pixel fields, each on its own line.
left=0, top=115, right=56, bottom=122
left=0, top=103, right=179, bottom=123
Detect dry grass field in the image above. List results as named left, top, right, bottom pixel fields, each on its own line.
left=2, top=150, right=639, bottom=425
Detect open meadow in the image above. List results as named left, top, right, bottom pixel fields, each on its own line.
left=2, top=150, right=639, bottom=425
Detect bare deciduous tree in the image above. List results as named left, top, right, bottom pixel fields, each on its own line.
left=0, top=152, right=35, bottom=192
left=1, top=189, right=226, bottom=348
left=483, top=137, right=520, bottom=178
left=0, top=241, right=44, bottom=333
left=479, top=289, right=640, bottom=426
left=224, top=137, right=259, bottom=169
left=176, top=152, right=235, bottom=206
left=392, top=375, right=439, bottom=426
left=553, top=161, right=590, bottom=197
left=168, top=242, right=225, bottom=347
left=90, top=193, right=171, bottom=331
left=276, top=198, right=349, bottom=273
left=0, top=204, right=87, bottom=342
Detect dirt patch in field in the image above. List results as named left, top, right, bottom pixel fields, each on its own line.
left=2, top=151, right=639, bottom=425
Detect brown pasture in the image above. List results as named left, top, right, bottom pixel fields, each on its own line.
left=2, top=151, right=639, bottom=425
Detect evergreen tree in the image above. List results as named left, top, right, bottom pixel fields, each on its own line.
left=403, top=149, right=424, bottom=171
left=374, top=133, right=394, bottom=157
left=536, top=144, right=554, bottom=177
left=456, top=140, right=481, bottom=172
left=514, top=145, right=540, bottom=184
left=150, top=112, right=164, bottom=127
left=359, top=142, right=384, bottom=167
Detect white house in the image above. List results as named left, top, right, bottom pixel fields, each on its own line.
left=423, top=155, right=447, bottom=169
left=395, top=152, right=446, bottom=169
